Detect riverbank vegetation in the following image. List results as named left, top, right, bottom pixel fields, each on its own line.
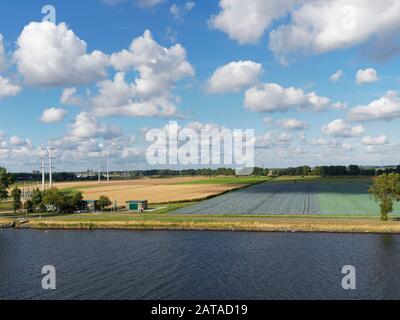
left=8, top=214, right=400, bottom=234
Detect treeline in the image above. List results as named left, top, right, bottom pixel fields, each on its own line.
left=13, top=172, right=81, bottom=182
left=272, top=165, right=378, bottom=177
left=13, top=187, right=112, bottom=214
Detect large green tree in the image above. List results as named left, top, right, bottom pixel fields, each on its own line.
left=97, top=196, right=112, bottom=211
left=369, top=173, right=400, bottom=221
left=42, top=188, right=64, bottom=212
left=11, top=187, right=22, bottom=213
left=31, top=188, right=43, bottom=212
left=0, top=167, right=13, bottom=200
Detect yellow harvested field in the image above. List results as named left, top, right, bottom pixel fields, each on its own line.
left=53, top=177, right=244, bottom=204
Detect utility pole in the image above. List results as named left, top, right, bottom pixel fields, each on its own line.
left=48, top=143, right=55, bottom=189
left=106, top=156, right=110, bottom=183
left=98, top=158, right=101, bottom=183
left=41, top=146, right=46, bottom=191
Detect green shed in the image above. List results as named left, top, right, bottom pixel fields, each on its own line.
left=126, top=200, right=148, bottom=212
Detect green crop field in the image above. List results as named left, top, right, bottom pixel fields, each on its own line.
left=175, top=178, right=400, bottom=216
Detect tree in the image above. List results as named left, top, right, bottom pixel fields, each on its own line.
left=11, top=187, right=22, bottom=213
left=31, top=188, right=43, bottom=212
left=97, top=196, right=112, bottom=211
left=348, top=165, right=361, bottom=176
left=0, top=167, right=13, bottom=200
left=72, top=191, right=84, bottom=209
left=42, top=188, right=64, bottom=212
left=23, top=199, right=34, bottom=213
left=369, top=173, right=400, bottom=221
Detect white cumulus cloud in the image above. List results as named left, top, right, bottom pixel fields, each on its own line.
left=209, top=0, right=298, bottom=45
left=39, top=108, right=68, bottom=123
left=356, top=68, right=379, bottom=84
left=348, top=91, right=400, bottom=121
left=244, top=83, right=330, bottom=113
left=362, top=135, right=388, bottom=146
left=207, top=60, right=262, bottom=93
left=277, top=118, right=309, bottom=130
left=71, top=112, right=123, bottom=140
left=0, top=76, right=21, bottom=99
left=322, top=119, right=365, bottom=138
left=91, top=30, right=194, bottom=117
left=14, top=21, right=109, bottom=87
left=110, top=30, right=194, bottom=97
left=269, top=0, right=400, bottom=64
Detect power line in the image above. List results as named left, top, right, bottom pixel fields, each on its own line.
left=41, top=146, right=46, bottom=191
left=48, top=143, right=55, bottom=188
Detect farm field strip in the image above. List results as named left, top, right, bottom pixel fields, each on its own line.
left=44, top=177, right=252, bottom=205
left=174, top=180, right=400, bottom=216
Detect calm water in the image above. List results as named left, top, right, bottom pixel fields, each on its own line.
left=1, top=229, right=400, bottom=300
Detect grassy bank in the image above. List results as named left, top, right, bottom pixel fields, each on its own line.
left=7, top=213, right=400, bottom=234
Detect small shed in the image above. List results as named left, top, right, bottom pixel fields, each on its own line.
left=126, top=200, right=148, bottom=212
left=85, top=200, right=98, bottom=212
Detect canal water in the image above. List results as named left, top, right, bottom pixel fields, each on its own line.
left=1, top=229, right=399, bottom=300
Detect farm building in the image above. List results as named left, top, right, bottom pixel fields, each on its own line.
left=126, top=200, right=148, bottom=212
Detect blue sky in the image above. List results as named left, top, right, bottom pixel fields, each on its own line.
left=1, top=0, right=400, bottom=172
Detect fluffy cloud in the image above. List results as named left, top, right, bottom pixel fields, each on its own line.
left=356, top=68, right=379, bottom=84
left=277, top=118, right=309, bottom=130
left=322, top=119, right=365, bottom=138
left=39, top=108, right=68, bottom=123
left=269, top=0, right=400, bottom=64
left=0, top=76, right=21, bottom=99
left=110, top=30, right=194, bottom=97
left=362, top=135, right=388, bottom=146
left=330, top=70, right=343, bottom=82
left=91, top=72, right=178, bottom=117
left=348, top=91, right=400, bottom=121
left=10, top=136, right=29, bottom=146
left=209, top=0, right=298, bottom=45
left=14, top=22, right=109, bottom=87
left=91, top=30, right=194, bottom=117
left=244, top=83, right=330, bottom=112
left=71, top=112, right=123, bottom=140
left=207, top=60, right=262, bottom=93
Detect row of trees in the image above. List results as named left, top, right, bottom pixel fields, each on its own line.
left=19, top=188, right=85, bottom=214
left=22, top=189, right=112, bottom=213
left=272, top=165, right=378, bottom=177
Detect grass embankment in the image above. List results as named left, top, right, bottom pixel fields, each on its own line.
left=10, top=212, right=400, bottom=234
